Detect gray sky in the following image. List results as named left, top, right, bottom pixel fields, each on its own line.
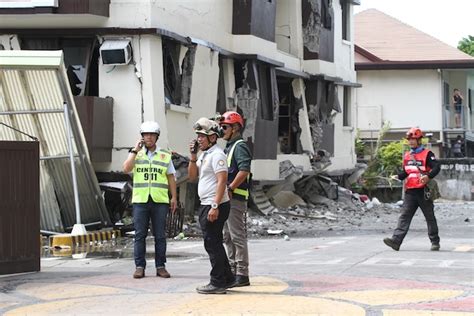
left=354, top=0, right=474, bottom=48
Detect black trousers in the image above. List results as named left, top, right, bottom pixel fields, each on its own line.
left=392, top=189, right=440, bottom=245
left=198, top=202, right=235, bottom=287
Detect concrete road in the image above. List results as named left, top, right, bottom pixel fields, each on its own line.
left=1, top=210, right=473, bottom=315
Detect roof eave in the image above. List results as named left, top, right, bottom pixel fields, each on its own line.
left=356, top=60, right=474, bottom=70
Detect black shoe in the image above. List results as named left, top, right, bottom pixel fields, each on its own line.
left=431, top=243, right=440, bottom=251
left=196, top=283, right=226, bottom=294
left=383, top=238, right=400, bottom=251
left=231, top=275, right=250, bottom=287
left=224, top=278, right=236, bottom=289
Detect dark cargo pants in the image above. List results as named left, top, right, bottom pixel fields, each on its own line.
left=392, top=189, right=440, bottom=245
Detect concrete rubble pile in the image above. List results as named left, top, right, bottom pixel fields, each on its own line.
left=180, top=160, right=395, bottom=238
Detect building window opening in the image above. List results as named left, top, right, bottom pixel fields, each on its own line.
left=20, top=37, right=99, bottom=97
left=258, top=64, right=275, bottom=121
left=162, top=39, right=195, bottom=106
left=341, top=0, right=350, bottom=40
left=343, top=86, right=351, bottom=126
left=277, top=78, right=299, bottom=154
left=321, top=0, right=333, bottom=30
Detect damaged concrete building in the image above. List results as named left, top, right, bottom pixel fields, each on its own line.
left=0, top=0, right=361, bottom=229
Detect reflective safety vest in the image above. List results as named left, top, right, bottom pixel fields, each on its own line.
left=227, top=139, right=250, bottom=199
left=132, top=149, right=171, bottom=203
left=403, top=149, right=431, bottom=190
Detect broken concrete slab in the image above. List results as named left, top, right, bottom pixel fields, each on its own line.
left=271, top=191, right=307, bottom=209
left=250, top=184, right=277, bottom=216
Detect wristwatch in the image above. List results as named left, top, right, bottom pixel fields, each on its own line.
left=211, top=202, right=218, bottom=209
left=129, top=148, right=138, bottom=154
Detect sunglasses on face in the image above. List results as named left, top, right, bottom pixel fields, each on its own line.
left=221, top=124, right=232, bottom=130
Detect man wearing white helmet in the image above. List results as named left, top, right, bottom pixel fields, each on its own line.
left=188, top=117, right=235, bottom=294
left=123, top=121, right=177, bottom=279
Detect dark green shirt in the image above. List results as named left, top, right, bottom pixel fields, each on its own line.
left=224, top=136, right=252, bottom=172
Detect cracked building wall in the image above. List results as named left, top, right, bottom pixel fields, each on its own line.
left=302, top=0, right=334, bottom=62
left=275, top=0, right=303, bottom=58
left=0, top=0, right=358, bottom=178
left=292, top=79, right=314, bottom=154
left=167, top=45, right=220, bottom=155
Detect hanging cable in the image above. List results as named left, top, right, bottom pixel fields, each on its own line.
left=0, top=122, right=38, bottom=141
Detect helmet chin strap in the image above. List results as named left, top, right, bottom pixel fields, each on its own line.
left=204, top=135, right=217, bottom=150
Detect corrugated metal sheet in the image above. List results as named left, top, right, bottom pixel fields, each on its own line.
left=0, top=51, right=110, bottom=232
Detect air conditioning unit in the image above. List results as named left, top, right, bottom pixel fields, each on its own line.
left=100, top=40, right=132, bottom=66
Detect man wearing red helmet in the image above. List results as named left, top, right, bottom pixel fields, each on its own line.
left=219, top=110, right=252, bottom=287
left=384, top=127, right=441, bottom=251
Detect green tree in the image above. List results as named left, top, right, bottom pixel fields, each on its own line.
left=458, top=35, right=474, bottom=57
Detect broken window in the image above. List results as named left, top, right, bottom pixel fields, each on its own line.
left=305, top=79, right=340, bottom=155
left=233, top=59, right=259, bottom=144
left=20, top=37, right=99, bottom=96
left=343, top=86, right=351, bottom=126
left=234, top=60, right=247, bottom=90
left=321, top=0, right=333, bottom=30
left=234, top=59, right=277, bottom=121
left=162, top=39, right=196, bottom=106
left=318, top=81, right=340, bottom=122
left=277, top=78, right=302, bottom=154
left=340, top=0, right=350, bottom=40
left=302, top=0, right=334, bottom=61
left=258, top=63, right=275, bottom=121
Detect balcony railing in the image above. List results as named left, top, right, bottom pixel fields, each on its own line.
left=443, top=104, right=469, bottom=130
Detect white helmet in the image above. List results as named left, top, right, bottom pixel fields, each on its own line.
left=193, top=117, right=223, bottom=137
left=140, top=121, right=160, bottom=135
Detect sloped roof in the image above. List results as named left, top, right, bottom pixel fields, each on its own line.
left=355, top=9, right=473, bottom=62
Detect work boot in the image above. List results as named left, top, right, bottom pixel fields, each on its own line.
left=196, top=283, right=226, bottom=294
left=156, top=267, right=171, bottom=278
left=231, top=275, right=250, bottom=287
left=383, top=238, right=400, bottom=251
left=431, top=243, right=440, bottom=251
left=133, top=267, right=145, bottom=279
left=224, top=277, right=236, bottom=289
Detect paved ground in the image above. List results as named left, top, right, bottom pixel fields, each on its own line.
left=1, top=204, right=473, bottom=315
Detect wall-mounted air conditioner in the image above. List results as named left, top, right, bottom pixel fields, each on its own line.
left=100, top=40, right=132, bottom=66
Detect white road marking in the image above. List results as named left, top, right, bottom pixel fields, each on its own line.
left=171, top=244, right=202, bottom=250
left=400, top=260, right=415, bottom=266
left=290, top=250, right=313, bottom=255
left=361, top=258, right=473, bottom=269
left=272, top=258, right=346, bottom=265
left=327, top=241, right=346, bottom=245
left=453, top=245, right=473, bottom=252
left=438, top=260, right=455, bottom=268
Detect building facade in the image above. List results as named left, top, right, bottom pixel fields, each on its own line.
left=0, top=0, right=360, bottom=182
left=355, top=9, right=474, bottom=158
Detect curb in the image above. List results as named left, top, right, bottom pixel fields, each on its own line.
left=49, top=229, right=122, bottom=249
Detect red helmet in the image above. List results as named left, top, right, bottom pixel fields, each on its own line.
left=220, top=111, right=244, bottom=127
left=406, top=127, right=423, bottom=139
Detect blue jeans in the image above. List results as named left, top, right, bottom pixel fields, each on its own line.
left=133, top=200, right=169, bottom=269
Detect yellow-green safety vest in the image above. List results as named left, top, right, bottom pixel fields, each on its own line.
left=132, top=149, right=171, bottom=203
left=227, top=139, right=250, bottom=199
